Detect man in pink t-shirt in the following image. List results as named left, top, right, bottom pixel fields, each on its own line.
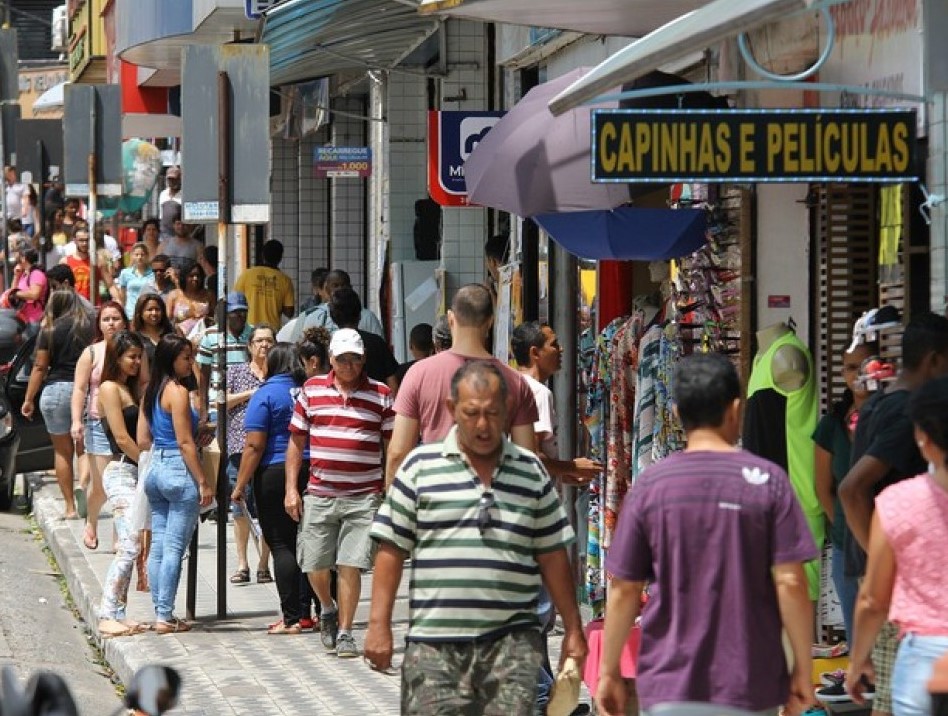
left=386, top=283, right=537, bottom=483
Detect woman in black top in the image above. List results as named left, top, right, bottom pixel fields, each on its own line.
left=21, top=290, right=94, bottom=518
left=96, top=331, right=145, bottom=637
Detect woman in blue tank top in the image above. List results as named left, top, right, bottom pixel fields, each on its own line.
left=140, top=334, right=213, bottom=634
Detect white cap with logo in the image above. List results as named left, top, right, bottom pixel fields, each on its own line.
left=330, top=328, right=365, bottom=357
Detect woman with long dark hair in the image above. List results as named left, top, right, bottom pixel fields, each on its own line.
left=9, top=247, right=48, bottom=338
left=96, top=331, right=146, bottom=637
left=21, top=290, right=94, bottom=518
left=139, top=334, right=213, bottom=634
left=133, top=292, right=174, bottom=365
left=71, top=300, right=130, bottom=550
left=165, top=263, right=213, bottom=339
left=231, top=343, right=307, bottom=634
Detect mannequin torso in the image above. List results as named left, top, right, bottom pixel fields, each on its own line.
left=756, top=322, right=809, bottom=392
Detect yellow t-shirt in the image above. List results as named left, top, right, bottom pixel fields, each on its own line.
left=234, top=266, right=294, bottom=327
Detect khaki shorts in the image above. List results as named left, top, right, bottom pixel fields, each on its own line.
left=297, top=493, right=382, bottom=572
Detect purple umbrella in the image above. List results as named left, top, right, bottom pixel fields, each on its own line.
left=462, top=67, right=629, bottom=217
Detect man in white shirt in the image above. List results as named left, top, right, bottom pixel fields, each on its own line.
left=4, top=166, right=27, bottom=221
left=159, top=166, right=182, bottom=238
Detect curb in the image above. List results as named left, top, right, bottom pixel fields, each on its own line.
left=32, top=484, right=142, bottom=690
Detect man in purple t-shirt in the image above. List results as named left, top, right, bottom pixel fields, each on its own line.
left=597, top=353, right=817, bottom=716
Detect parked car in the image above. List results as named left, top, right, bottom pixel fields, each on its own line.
left=0, top=335, right=54, bottom=510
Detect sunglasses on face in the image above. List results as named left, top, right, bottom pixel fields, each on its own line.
left=477, top=491, right=494, bottom=534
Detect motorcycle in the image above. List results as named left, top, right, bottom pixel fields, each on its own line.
left=0, top=664, right=181, bottom=716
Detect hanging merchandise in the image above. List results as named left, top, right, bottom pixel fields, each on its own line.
left=579, top=189, right=745, bottom=615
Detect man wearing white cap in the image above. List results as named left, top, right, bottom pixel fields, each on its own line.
left=285, top=328, right=395, bottom=659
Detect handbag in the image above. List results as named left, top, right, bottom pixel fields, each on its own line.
left=128, top=449, right=153, bottom=531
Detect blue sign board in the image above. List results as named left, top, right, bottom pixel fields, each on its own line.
left=315, top=146, right=372, bottom=178
left=427, top=111, right=504, bottom=206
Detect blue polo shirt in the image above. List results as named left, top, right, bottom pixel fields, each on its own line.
left=244, top=373, right=299, bottom=467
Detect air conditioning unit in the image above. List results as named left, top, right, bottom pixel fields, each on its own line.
left=51, top=5, right=68, bottom=53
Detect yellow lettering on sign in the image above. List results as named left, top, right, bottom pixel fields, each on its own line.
left=716, top=123, right=731, bottom=173
left=635, top=123, right=651, bottom=173
left=892, top=122, right=909, bottom=171
left=740, top=123, right=755, bottom=173
left=617, top=123, right=634, bottom=171
left=680, top=123, right=697, bottom=172
left=842, top=124, right=859, bottom=173
left=783, top=123, right=800, bottom=173
left=824, top=123, right=840, bottom=172
left=875, top=124, right=892, bottom=172
left=697, top=124, right=715, bottom=172
left=799, top=122, right=815, bottom=172
left=661, top=123, right=675, bottom=172
left=599, top=122, right=617, bottom=173
left=767, top=124, right=782, bottom=173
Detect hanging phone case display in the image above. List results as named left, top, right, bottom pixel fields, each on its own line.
left=579, top=187, right=745, bottom=615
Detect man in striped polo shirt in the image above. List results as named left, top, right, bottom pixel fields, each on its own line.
left=285, top=328, right=394, bottom=659
left=365, top=360, right=587, bottom=713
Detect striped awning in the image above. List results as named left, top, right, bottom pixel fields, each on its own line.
left=262, top=0, right=441, bottom=86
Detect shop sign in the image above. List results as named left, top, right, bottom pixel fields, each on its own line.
left=314, top=146, right=372, bottom=178
left=427, top=110, right=504, bottom=207
left=592, top=109, right=917, bottom=183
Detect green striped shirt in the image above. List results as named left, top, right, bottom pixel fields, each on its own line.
left=371, top=426, right=574, bottom=642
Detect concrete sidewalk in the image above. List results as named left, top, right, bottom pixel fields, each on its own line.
left=33, top=475, right=593, bottom=715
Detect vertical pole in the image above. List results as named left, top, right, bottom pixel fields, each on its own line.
left=88, top=94, right=98, bottom=307
left=0, top=113, right=7, bottom=292
left=36, top=140, right=46, bottom=264
left=215, top=70, right=232, bottom=620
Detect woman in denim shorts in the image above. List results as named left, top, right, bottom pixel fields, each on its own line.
left=96, top=331, right=146, bottom=638
left=141, top=334, right=214, bottom=634
left=71, top=301, right=131, bottom=550
left=21, top=290, right=94, bottom=518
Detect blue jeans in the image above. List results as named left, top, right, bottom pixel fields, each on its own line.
left=892, top=633, right=948, bottom=716
left=536, top=585, right=556, bottom=712
left=145, top=448, right=199, bottom=622
left=832, top=544, right=858, bottom=643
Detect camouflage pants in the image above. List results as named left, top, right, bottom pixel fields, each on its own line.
left=401, top=630, right=542, bottom=715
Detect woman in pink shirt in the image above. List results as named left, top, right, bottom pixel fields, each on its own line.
left=11, top=248, right=47, bottom=336
left=847, top=376, right=948, bottom=716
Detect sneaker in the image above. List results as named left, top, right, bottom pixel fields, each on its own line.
left=299, top=617, right=316, bottom=631
left=820, top=670, right=846, bottom=687
left=336, top=633, right=358, bottom=658
left=320, top=610, right=338, bottom=651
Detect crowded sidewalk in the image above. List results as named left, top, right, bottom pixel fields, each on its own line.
left=32, top=472, right=592, bottom=714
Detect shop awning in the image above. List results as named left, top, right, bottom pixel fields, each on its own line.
left=548, top=0, right=814, bottom=116
left=417, top=0, right=708, bottom=39
left=262, top=0, right=441, bottom=87
left=534, top=207, right=707, bottom=261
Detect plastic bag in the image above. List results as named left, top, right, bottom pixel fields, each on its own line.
left=129, top=449, right=153, bottom=531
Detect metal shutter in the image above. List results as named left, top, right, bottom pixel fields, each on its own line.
left=812, top=183, right=878, bottom=409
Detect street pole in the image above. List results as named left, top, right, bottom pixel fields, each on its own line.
left=0, top=113, right=6, bottom=291
left=87, top=98, right=97, bottom=306
left=215, top=69, right=231, bottom=620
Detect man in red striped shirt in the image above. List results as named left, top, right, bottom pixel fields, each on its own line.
left=285, top=328, right=395, bottom=658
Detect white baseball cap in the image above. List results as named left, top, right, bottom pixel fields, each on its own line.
left=330, top=328, right=365, bottom=357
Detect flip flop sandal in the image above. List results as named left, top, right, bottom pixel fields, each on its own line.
left=230, top=568, right=250, bottom=584
left=256, top=569, right=274, bottom=584
left=82, top=524, right=98, bottom=550
left=155, top=618, right=192, bottom=634
left=267, top=621, right=302, bottom=635
left=75, top=488, right=88, bottom=520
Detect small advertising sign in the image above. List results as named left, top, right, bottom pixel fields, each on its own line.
left=315, top=146, right=372, bottom=178
left=427, top=110, right=505, bottom=206
left=592, top=109, right=917, bottom=183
